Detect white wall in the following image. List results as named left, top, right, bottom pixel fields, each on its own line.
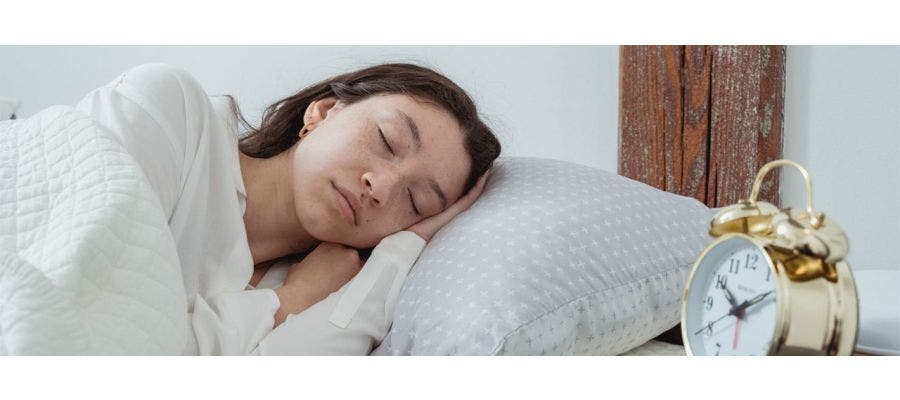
left=783, top=46, right=900, bottom=271
left=0, top=46, right=620, bottom=172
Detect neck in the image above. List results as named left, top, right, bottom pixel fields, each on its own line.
left=240, top=148, right=318, bottom=265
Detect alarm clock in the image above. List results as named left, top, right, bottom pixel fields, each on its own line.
left=681, top=160, right=859, bottom=356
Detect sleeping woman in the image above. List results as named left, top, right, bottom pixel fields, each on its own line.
left=75, top=62, right=501, bottom=355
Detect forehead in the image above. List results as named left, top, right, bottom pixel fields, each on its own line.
left=359, top=94, right=457, bottom=129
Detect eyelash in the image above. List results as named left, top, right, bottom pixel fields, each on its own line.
left=408, top=189, right=421, bottom=216
left=379, top=128, right=419, bottom=215
left=379, top=128, right=394, bottom=154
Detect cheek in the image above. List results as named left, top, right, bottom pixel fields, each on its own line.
left=385, top=204, right=420, bottom=230
left=355, top=210, right=416, bottom=247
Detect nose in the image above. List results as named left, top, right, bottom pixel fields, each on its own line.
left=361, top=169, right=401, bottom=208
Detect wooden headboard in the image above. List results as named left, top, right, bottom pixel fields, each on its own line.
left=617, top=45, right=786, bottom=344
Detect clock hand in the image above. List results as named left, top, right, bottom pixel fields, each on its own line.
left=694, top=312, right=732, bottom=335
left=722, top=298, right=772, bottom=340
left=721, top=283, right=739, bottom=308
left=694, top=308, right=735, bottom=335
left=694, top=290, right=775, bottom=336
left=732, top=315, right=742, bottom=349
left=732, top=290, right=775, bottom=315
left=694, top=282, right=740, bottom=335
left=717, top=296, right=777, bottom=331
left=747, top=290, right=774, bottom=307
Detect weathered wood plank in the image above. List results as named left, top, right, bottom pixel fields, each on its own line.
left=618, top=46, right=684, bottom=191
left=708, top=46, right=785, bottom=206
left=681, top=45, right=712, bottom=205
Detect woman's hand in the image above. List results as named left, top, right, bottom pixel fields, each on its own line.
left=407, top=169, right=491, bottom=242
left=272, top=242, right=364, bottom=327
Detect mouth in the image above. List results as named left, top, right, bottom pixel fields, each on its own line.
left=332, top=182, right=358, bottom=226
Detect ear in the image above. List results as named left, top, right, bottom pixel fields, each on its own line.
left=303, top=96, right=341, bottom=132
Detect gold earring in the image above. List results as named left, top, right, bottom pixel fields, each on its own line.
left=298, top=125, right=310, bottom=139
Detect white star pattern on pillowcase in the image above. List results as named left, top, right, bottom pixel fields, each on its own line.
left=372, top=157, right=714, bottom=356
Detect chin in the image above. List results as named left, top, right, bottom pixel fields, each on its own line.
left=357, top=237, right=381, bottom=249
left=310, top=218, right=367, bottom=247
left=334, top=231, right=380, bottom=249
left=337, top=231, right=376, bottom=249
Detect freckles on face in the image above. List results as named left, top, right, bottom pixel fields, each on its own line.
left=291, top=94, right=471, bottom=248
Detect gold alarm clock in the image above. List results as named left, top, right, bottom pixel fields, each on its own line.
left=681, top=160, right=858, bottom=356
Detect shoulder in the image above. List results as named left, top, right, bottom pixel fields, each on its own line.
left=116, top=63, right=210, bottom=112
left=120, top=63, right=203, bottom=91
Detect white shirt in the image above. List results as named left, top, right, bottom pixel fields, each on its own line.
left=76, top=63, right=425, bottom=355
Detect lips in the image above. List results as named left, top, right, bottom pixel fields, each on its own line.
left=332, top=182, right=358, bottom=226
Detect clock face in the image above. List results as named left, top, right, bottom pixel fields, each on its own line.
left=683, top=235, right=779, bottom=356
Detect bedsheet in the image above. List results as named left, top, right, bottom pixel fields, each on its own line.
left=616, top=340, right=685, bottom=356
left=0, top=105, right=188, bottom=355
left=568, top=339, right=686, bottom=356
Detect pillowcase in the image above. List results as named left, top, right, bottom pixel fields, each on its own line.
left=371, top=156, right=714, bottom=355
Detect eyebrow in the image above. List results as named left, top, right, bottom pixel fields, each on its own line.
left=395, top=110, right=447, bottom=211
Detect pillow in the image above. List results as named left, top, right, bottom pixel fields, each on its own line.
left=371, top=157, right=715, bottom=355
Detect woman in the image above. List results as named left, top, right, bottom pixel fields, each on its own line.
left=75, top=62, right=500, bottom=355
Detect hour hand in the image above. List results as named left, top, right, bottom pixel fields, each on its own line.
left=721, top=283, right=739, bottom=308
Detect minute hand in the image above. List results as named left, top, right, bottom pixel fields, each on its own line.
left=732, top=290, right=775, bottom=314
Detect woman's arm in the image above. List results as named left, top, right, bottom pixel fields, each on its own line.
left=272, top=243, right=364, bottom=327
left=251, top=231, right=426, bottom=355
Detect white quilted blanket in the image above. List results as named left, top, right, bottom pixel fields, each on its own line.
left=0, top=106, right=188, bottom=355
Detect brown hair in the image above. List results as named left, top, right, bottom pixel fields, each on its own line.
left=234, top=63, right=501, bottom=196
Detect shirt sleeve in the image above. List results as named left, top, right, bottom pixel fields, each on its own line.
left=186, top=288, right=280, bottom=355
left=75, top=63, right=279, bottom=356
left=249, top=230, right=427, bottom=355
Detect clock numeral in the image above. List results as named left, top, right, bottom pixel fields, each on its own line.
left=728, top=258, right=739, bottom=274
left=766, top=268, right=771, bottom=282
left=704, top=322, right=713, bottom=337
left=705, top=296, right=714, bottom=311
left=745, top=253, right=758, bottom=270
left=715, top=274, right=728, bottom=290
left=715, top=342, right=722, bottom=356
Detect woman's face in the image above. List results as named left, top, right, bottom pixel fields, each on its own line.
left=291, top=94, right=471, bottom=248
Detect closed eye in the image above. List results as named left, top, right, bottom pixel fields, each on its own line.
left=408, top=188, right=420, bottom=215
left=379, top=128, right=394, bottom=154
left=379, top=126, right=416, bottom=215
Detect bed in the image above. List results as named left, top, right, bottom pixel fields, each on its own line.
left=0, top=48, right=786, bottom=356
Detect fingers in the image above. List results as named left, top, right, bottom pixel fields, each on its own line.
left=456, top=169, right=492, bottom=208
left=477, top=170, right=490, bottom=190
left=405, top=168, right=493, bottom=242
left=474, top=169, right=490, bottom=191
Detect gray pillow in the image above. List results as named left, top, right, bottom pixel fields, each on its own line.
left=372, top=157, right=714, bottom=355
